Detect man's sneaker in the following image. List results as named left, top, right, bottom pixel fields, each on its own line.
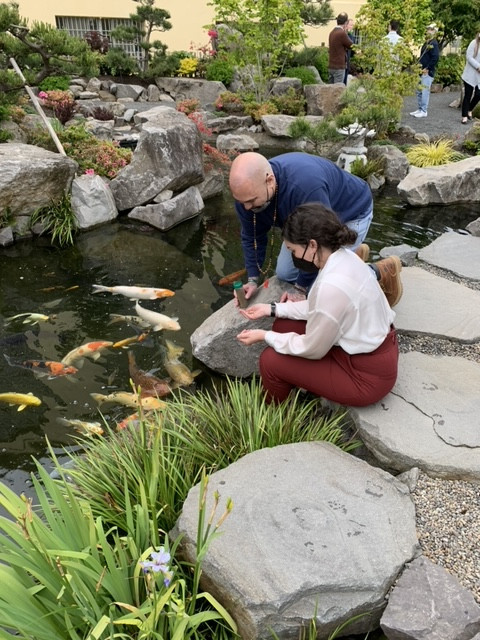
left=375, top=256, right=403, bottom=307
left=354, top=243, right=370, bottom=262
left=409, top=109, right=421, bottom=116
left=413, top=110, right=427, bottom=118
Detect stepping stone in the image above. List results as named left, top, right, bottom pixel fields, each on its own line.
left=351, top=352, right=480, bottom=480
left=394, top=267, right=480, bottom=341
left=418, top=231, right=480, bottom=280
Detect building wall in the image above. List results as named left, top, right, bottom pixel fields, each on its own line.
left=16, top=0, right=366, bottom=53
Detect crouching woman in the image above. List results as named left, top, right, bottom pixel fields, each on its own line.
left=236, top=202, right=399, bottom=405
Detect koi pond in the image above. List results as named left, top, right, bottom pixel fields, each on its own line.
left=1, top=186, right=479, bottom=496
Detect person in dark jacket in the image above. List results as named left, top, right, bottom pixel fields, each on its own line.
left=228, top=151, right=403, bottom=307
left=410, top=24, right=440, bottom=118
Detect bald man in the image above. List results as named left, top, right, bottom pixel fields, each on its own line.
left=229, top=151, right=402, bottom=307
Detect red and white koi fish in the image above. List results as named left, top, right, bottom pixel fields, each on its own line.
left=4, top=354, right=78, bottom=378
left=134, top=301, right=181, bottom=332
left=61, top=341, right=113, bottom=366
left=92, top=285, right=175, bottom=300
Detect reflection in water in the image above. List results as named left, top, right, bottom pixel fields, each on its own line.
left=0, top=189, right=479, bottom=493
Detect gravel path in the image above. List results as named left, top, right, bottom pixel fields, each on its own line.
left=396, top=258, right=480, bottom=603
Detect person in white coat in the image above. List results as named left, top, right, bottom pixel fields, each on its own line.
left=461, top=30, right=480, bottom=124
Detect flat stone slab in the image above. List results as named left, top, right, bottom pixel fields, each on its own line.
left=351, top=352, right=480, bottom=480
left=173, top=442, right=419, bottom=639
left=418, top=231, right=480, bottom=280
left=394, top=266, right=480, bottom=341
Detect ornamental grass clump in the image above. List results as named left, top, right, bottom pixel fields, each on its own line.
left=405, top=138, right=465, bottom=167
left=0, top=459, right=236, bottom=639
left=66, top=377, right=355, bottom=535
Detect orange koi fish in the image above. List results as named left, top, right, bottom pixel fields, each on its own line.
left=4, top=354, right=78, bottom=378
left=218, top=269, right=247, bottom=286
left=61, top=341, right=113, bottom=366
left=112, top=332, right=151, bottom=349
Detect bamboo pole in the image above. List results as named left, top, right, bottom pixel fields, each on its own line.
left=9, top=57, right=66, bottom=156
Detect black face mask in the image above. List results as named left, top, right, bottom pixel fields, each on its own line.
left=292, top=245, right=319, bottom=273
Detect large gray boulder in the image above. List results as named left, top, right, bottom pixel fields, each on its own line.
left=173, top=442, right=420, bottom=639
left=381, top=556, right=480, bottom=640
left=154, top=77, right=227, bottom=110
left=304, top=83, right=346, bottom=116
left=191, top=276, right=288, bottom=377
left=397, top=157, right=480, bottom=206
left=261, top=114, right=324, bottom=138
left=368, top=145, right=409, bottom=184
left=128, top=185, right=204, bottom=231
left=109, top=107, right=204, bottom=211
left=0, top=143, right=77, bottom=218
left=71, top=174, right=118, bottom=229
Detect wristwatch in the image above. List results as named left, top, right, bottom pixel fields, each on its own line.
left=270, top=302, right=276, bottom=317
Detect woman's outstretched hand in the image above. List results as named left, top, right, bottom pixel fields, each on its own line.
left=238, top=303, right=270, bottom=320
left=236, top=329, right=267, bottom=345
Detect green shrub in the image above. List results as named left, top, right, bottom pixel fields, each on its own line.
left=38, top=75, right=71, bottom=91
left=27, top=124, right=132, bottom=178
left=0, top=459, right=236, bottom=640
left=288, top=46, right=329, bottom=82
left=406, top=138, right=465, bottom=167
left=284, top=66, right=317, bottom=85
left=271, top=86, right=306, bottom=116
left=144, top=50, right=188, bottom=79
left=66, top=377, right=354, bottom=534
left=243, top=100, right=278, bottom=122
left=349, top=156, right=384, bottom=179
left=99, top=47, right=139, bottom=76
left=30, top=192, right=77, bottom=247
left=205, top=57, right=235, bottom=85
left=0, top=129, right=13, bottom=142
left=435, top=53, right=463, bottom=87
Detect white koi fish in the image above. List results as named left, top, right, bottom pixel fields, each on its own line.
left=92, top=285, right=175, bottom=300
left=4, top=312, right=52, bottom=326
left=134, top=301, right=181, bottom=332
left=61, top=341, right=113, bottom=366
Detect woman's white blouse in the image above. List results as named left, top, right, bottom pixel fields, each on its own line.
left=265, top=248, right=396, bottom=360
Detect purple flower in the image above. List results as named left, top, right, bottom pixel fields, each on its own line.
left=140, top=547, right=173, bottom=586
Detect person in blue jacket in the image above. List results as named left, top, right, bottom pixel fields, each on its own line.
left=229, top=151, right=403, bottom=307
left=410, top=24, right=440, bottom=118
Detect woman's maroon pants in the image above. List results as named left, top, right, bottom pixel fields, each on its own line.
left=259, top=318, right=398, bottom=405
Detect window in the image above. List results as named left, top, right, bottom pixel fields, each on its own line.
left=56, top=16, right=142, bottom=60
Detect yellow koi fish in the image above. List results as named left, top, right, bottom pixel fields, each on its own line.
left=135, top=301, right=181, bottom=332
left=92, top=285, right=175, bottom=300
left=164, top=340, right=202, bottom=387
left=0, top=392, right=42, bottom=411
left=112, top=332, right=151, bottom=349
left=61, top=341, right=113, bottom=366
left=90, top=392, right=166, bottom=410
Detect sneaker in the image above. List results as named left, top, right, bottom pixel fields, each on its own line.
left=354, top=243, right=370, bottom=262
left=409, top=109, right=421, bottom=116
left=413, top=110, right=427, bottom=118
left=375, top=256, right=403, bottom=307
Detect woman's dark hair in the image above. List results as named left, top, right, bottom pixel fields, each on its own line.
left=282, top=202, right=357, bottom=252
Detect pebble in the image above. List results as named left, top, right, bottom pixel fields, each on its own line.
left=397, top=259, right=480, bottom=604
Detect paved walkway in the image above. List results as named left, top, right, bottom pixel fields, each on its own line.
left=350, top=231, right=480, bottom=480
left=400, top=89, right=474, bottom=140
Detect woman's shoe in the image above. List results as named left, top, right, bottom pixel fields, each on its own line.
left=461, top=118, right=468, bottom=124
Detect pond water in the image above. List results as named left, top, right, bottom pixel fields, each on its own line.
left=1, top=185, right=479, bottom=496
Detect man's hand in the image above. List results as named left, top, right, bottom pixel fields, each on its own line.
left=239, top=304, right=270, bottom=320
left=280, top=291, right=306, bottom=303
left=236, top=329, right=267, bottom=345
left=233, top=281, right=258, bottom=307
